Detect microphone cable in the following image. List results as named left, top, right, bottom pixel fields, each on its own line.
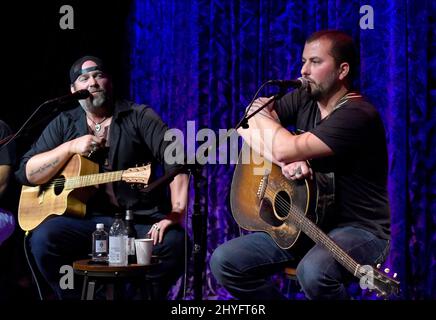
left=0, top=100, right=52, bottom=152
left=0, top=90, right=89, bottom=152
left=23, top=231, right=44, bottom=300
left=235, top=81, right=271, bottom=130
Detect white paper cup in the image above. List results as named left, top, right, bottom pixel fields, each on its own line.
left=135, top=239, right=153, bottom=265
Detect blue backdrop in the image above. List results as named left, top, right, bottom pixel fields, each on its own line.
left=127, top=0, right=435, bottom=299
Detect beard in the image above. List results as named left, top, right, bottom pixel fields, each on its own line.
left=307, top=72, right=341, bottom=101
left=79, top=91, right=110, bottom=112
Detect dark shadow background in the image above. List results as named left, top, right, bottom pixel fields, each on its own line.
left=1, top=0, right=131, bottom=138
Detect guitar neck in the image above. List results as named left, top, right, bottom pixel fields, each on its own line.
left=288, top=206, right=362, bottom=278
left=65, top=170, right=124, bottom=189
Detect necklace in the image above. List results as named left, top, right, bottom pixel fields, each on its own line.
left=87, top=116, right=109, bottom=133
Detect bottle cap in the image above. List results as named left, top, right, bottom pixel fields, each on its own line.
left=96, top=223, right=104, bottom=229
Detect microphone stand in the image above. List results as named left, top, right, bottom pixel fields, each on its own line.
left=141, top=161, right=207, bottom=301
left=0, top=99, right=78, bottom=151
left=184, top=84, right=287, bottom=299
left=142, top=83, right=289, bottom=301
left=191, top=163, right=207, bottom=301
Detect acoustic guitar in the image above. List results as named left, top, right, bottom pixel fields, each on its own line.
left=230, top=144, right=400, bottom=298
left=18, top=154, right=151, bottom=231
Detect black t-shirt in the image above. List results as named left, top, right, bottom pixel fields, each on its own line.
left=0, top=120, right=14, bottom=166
left=0, top=120, right=16, bottom=210
left=275, top=88, right=390, bottom=240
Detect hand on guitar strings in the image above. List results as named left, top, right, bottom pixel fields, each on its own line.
left=68, top=134, right=106, bottom=158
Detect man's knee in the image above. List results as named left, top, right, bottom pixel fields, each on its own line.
left=296, top=259, right=321, bottom=286
left=29, top=226, right=57, bottom=259
left=296, top=255, right=327, bottom=297
left=210, top=245, right=228, bottom=280
left=157, top=227, right=189, bottom=260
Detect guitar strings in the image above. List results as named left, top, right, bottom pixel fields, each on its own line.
left=40, top=171, right=124, bottom=189
left=264, top=188, right=358, bottom=274
left=263, top=188, right=359, bottom=274
left=267, top=184, right=397, bottom=295
left=265, top=187, right=358, bottom=272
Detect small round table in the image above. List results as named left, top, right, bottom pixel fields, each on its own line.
left=73, top=257, right=160, bottom=300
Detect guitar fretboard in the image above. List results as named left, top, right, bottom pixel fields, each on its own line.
left=64, top=170, right=124, bottom=189
left=289, top=206, right=362, bottom=276
left=265, top=188, right=362, bottom=277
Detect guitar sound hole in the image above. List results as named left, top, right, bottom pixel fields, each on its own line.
left=260, top=199, right=282, bottom=227
left=275, top=191, right=291, bottom=218
left=53, top=176, right=66, bottom=195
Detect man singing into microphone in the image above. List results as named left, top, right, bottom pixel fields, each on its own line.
left=15, top=56, right=190, bottom=299
left=210, top=30, right=391, bottom=299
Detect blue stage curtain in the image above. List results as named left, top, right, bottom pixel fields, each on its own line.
left=128, top=0, right=435, bottom=299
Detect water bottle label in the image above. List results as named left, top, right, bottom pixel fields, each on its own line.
left=95, top=240, right=107, bottom=253
left=109, top=236, right=127, bottom=265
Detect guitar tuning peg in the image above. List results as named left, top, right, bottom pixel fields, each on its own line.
left=393, top=273, right=398, bottom=278
left=130, top=184, right=135, bottom=189
left=376, top=264, right=381, bottom=269
left=384, top=268, right=390, bottom=274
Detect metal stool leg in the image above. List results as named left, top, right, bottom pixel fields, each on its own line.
left=80, top=274, right=88, bottom=300
left=86, top=280, right=96, bottom=300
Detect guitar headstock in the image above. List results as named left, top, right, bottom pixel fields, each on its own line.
left=122, top=164, right=151, bottom=187
left=359, top=264, right=400, bottom=299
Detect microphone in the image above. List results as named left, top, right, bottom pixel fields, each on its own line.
left=45, top=89, right=91, bottom=104
left=267, top=77, right=309, bottom=89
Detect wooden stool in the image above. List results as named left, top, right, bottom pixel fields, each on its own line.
left=73, top=258, right=160, bottom=300
left=284, top=267, right=297, bottom=280
left=284, top=267, right=303, bottom=299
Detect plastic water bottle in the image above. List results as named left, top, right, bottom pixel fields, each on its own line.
left=108, top=213, right=128, bottom=266
left=125, top=210, right=137, bottom=264
left=92, top=223, right=108, bottom=262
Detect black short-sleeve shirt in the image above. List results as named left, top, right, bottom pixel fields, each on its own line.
left=275, top=89, right=390, bottom=240
left=0, top=120, right=15, bottom=166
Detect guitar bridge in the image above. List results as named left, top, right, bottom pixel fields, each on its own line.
left=256, top=174, right=269, bottom=199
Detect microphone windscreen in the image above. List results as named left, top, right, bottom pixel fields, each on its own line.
left=74, top=89, right=91, bottom=99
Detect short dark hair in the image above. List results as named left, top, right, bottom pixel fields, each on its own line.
left=306, top=30, right=359, bottom=86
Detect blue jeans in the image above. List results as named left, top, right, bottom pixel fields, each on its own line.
left=210, top=226, right=389, bottom=300
left=28, top=215, right=190, bottom=299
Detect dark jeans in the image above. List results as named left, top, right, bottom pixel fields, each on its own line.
left=210, top=226, right=389, bottom=300
left=28, top=215, right=190, bottom=300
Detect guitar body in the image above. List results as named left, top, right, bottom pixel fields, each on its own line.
left=230, top=145, right=401, bottom=297
left=231, top=147, right=318, bottom=249
left=18, top=154, right=99, bottom=231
